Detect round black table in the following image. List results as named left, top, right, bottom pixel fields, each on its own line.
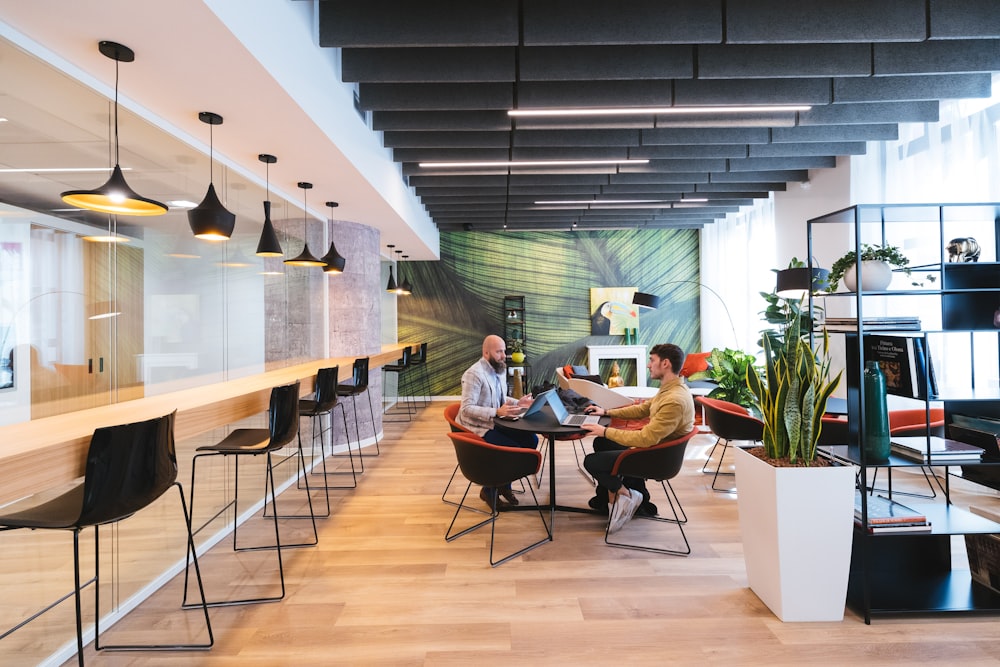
left=494, top=406, right=609, bottom=526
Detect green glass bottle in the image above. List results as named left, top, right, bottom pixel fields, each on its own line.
left=863, top=360, right=891, bottom=462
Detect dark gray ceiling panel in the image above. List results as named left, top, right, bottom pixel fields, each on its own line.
left=392, top=148, right=512, bottom=163
left=414, top=187, right=510, bottom=197
left=629, top=145, right=749, bottom=159
left=726, top=0, right=927, bottom=43
left=519, top=45, right=693, bottom=81
left=698, top=44, right=871, bottom=79
left=696, top=182, right=787, bottom=192
left=874, top=40, right=1000, bottom=75
left=711, top=170, right=809, bottom=182
left=749, top=142, right=867, bottom=157
left=771, top=124, right=899, bottom=142
left=675, top=78, right=832, bottom=105
left=513, top=129, right=642, bottom=147
left=835, top=73, right=993, bottom=102
left=359, top=83, right=513, bottom=111
left=318, top=0, right=518, bottom=47
left=407, top=175, right=510, bottom=188
left=728, top=156, right=837, bottom=171
left=523, top=0, right=722, bottom=45
left=929, top=0, right=1000, bottom=39
left=342, top=47, right=514, bottom=83
left=618, top=159, right=729, bottom=173
left=372, top=111, right=511, bottom=131
left=517, top=81, right=674, bottom=108
left=383, top=131, right=511, bottom=148
left=642, top=128, right=771, bottom=145
left=798, top=101, right=940, bottom=124
left=609, top=173, right=708, bottom=184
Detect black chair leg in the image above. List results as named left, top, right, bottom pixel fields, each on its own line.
left=605, top=479, right=691, bottom=556
left=309, top=406, right=359, bottom=488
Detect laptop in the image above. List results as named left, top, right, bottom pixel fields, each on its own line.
left=523, top=388, right=600, bottom=426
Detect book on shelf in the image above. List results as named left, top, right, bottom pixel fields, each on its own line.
left=857, top=334, right=938, bottom=400
left=855, top=519, right=933, bottom=534
left=890, top=436, right=985, bottom=463
left=824, top=316, right=922, bottom=332
left=854, top=491, right=928, bottom=525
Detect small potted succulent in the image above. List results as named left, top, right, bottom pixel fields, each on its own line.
left=508, top=338, right=525, bottom=364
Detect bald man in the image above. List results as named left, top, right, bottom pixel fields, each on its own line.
left=458, top=334, right=537, bottom=507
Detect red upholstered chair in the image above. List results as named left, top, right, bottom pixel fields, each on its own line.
left=604, top=429, right=697, bottom=555
left=442, top=402, right=483, bottom=508
left=444, top=432, right=551, bottom=566
left=696, top=396, right=764, bottom=492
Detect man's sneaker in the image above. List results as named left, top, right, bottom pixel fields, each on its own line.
left=608, top=491, right=639, bottom=534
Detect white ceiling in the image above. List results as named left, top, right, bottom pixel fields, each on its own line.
left=0, top=0, right=440, bottom=259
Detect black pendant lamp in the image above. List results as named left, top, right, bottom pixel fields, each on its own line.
left=60, top=41, right=168, bottom=216
left=321, top=201, right=347, bottom=274
left=188, top=112, right=236, bottom=240
left=255, top=154, right=283, bottom=256
left=385, top=244, right=398, bottom=293
left=284, top=182, right=325, bottom=267
left=399, top=254, right=413, bottom=295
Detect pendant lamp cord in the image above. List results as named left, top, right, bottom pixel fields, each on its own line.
left=113, top=56, right=120, bottom=165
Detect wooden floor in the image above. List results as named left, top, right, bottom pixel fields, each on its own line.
left=29, top=404, right=1000, bottom=665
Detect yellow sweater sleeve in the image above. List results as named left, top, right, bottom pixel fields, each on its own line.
left=604, top=379, right=695, bottom=449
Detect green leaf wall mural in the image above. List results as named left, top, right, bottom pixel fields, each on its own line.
left=398, top=229, right=701, bottom=396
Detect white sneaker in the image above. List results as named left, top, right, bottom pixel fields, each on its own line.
left=621, top=489, right=644, bottom=526
left=608, top=490, right=638, bottom=534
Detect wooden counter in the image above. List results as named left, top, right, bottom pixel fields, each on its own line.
left=0, top=344, right=413, bottom=506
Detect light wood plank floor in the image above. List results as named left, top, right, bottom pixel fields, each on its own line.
left=41, top=404, right=1000, bottom=665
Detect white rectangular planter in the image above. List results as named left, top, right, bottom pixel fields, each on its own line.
left=734, top=446, right=856, bottom=622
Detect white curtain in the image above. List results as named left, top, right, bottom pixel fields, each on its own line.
left=699, top=196, right=776, bottom=355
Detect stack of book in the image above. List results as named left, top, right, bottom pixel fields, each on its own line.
left=824, top=316, right=922, bottom=332
left=855, top=492, right=932, bottom=534
left=890, top=436, right=985, bottom=464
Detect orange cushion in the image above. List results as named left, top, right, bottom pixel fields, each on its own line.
left=680, top=351, right=711, bottom=377
left=563, top=364, right=575, bottom=378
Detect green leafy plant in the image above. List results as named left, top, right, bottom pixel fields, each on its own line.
left=746, top=314, right=842, bottom=465
left=826, top=243, right=912, bottom=292
left=690, top=347, right=762, bottom=417
left=507, top=338, right=523, bottom=354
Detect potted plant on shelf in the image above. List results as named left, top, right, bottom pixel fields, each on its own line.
left=735, top=297, right=855, bottom=622
left=508, top=338, right=525, bottom=364
left=826, top=243, right=912, bottom=292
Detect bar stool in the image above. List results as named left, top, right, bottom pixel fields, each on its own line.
left=383, top=347, right=416, bottom=421
left=184, top=381, right=311, bottom=608
left=0, top=411, right=213, bottom=665
left=337, top=357, right=380, bottom=469
left=299, top=366, right=358, bottom=499
left=409, top=342, right=431, bottom=408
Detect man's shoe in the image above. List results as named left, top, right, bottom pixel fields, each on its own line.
left=620, top=489, right=644, bottom=526
left=480, top=487, right=502, bottom=510
left=636, top=500, right=658, bottom=518
left=608, top=492, right=635, bottom=534
left=588, top=494, right=609, bottom=515
left=498, top=485, right=519, bottom=506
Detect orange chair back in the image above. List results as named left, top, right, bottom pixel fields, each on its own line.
left=611, top=429, right=697, bottom=481
left=889, top=408, right=945, bottom=436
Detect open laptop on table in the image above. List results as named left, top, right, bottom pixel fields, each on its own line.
left=523, top=388, right=600, bottom=426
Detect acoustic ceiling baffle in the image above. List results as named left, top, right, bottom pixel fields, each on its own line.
left=385, top=244, right=398, bottom=293
left=188, top=111, right=236, bottom=240
left=284, top=182, right=325, bottom=267
left=60, top=41, right=168, bottom=216
left=255, top=153, right=283, bottom=256
left=320, top=201, right=347, bottom=274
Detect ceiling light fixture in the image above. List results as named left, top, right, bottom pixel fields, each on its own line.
left=255, top=153, right=283, bottom=257
left=398, top=253, right=412, bottom=295
left=188, top=111, right=236, bottom=240
left=82, top=234, right=130, bottom=243
left=418, top=158, right=649, bottom=169
left=385, top=244, right=398, bottom=293
left=508, top=105, right=812, bottom=117
left=320, top=201, right=347, bottom=274
left=60, top=41, right=168, bottom=217
left=284, top=182, right=325, bottom=267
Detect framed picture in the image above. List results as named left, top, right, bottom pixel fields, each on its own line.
left=590, top=287, right=639, bottom=335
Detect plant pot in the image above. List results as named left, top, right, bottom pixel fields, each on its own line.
left=510, top=352, right=525, bottom=364
left=843, top=260, right=892, bottom=292
left=734, top=447, right=855, bottom=622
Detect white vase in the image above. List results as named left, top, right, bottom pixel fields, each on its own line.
left=734, top=447, right=856, bottom=622
left=843, top=260, right=893, bottom=292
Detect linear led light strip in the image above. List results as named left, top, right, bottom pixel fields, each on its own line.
left=535, top=198, right=709, bottom=205
left=508, top=105, right=811, bottom=117
left=418, top=158, right=649, bottom=168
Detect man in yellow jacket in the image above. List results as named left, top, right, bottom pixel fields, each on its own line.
left=580, top=343, right=695, bottom=532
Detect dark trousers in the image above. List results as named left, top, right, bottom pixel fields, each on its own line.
left=483, top=424, right=538, bottom=449
left=584, top=436, right=649, bottom=499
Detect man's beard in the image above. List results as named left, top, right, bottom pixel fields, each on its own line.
left=488, top=357, right=506, bottom=373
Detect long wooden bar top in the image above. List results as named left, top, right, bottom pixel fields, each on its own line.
left=0, top=344, right=414, bottom=506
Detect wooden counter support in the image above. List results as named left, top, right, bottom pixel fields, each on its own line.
left=0, top=344, right=414, bottom=506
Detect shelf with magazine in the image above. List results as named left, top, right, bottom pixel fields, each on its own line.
left=808, top=202, right=1000, bottom=622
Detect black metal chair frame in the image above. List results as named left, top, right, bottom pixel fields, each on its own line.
left=184, top=381, right=314, bottom=608
left=383, top=347, right=417, bottom=421
left=408, top=342, right=432, bottom=408
left=698, top=397, right=764, bottom=493
left=297, top=366, right=358, bottom=499
left=603, top=429, right=697, bottom=556
left=444, top=432, right=552, bottom=566
left=0, top=411, right=213, bottom=665
left=337, top=357, right=380, bottom=470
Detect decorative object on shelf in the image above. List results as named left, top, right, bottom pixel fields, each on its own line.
left=284, top=182, right=325, bottom=266
left=188, top=111, right=237, bottom=240
left=255, top=153, right=283, bottom=257
left=511, top=368, right=523, bottom=399
left=60, top=41, right=168, bottom=217
left=320, top=201, right=347, bottom=274
left=607, top=362, right=624, bottom=388
left=827, top=243, right=912, bottom=292
left=508, top=338, right=525, bottom=364
left=862, top=361, right=891, bottom=463
left=945, top=237, right=980, bottom=263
